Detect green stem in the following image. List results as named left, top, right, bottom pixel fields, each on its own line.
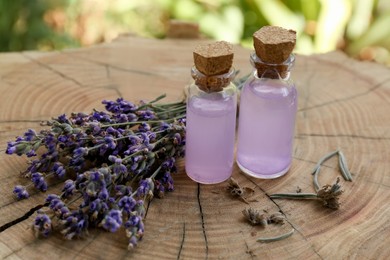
left=313, top=166, right=321, bottom=192
left=154, top=101, right=184, bottom=107
left=257, top=229, right=294, bottom=243
left=137, top=94, right=167, bottom=110
left=338, top=151, right=353, bottom=181
left=156, top=106, right=186, bottom=116
left=311, top=150, right=339, bottom=175
left=100, top=114, right=185, bottom=128
left=270, top=193, right=318, bottom=200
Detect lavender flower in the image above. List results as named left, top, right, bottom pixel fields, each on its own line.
left=73, top=147, right=88, bottom=158
left=13, top=185, right=29, bottom=200
left=61, top=210, right=88, bottom=239
left=62, top=180, right=75, bottom=198
left=118, top=196, right=137, bottom=215
left=125, top=214, right=145, bottom=249
left=101, top=209, right=123, bottom=232
left=33, top=213, right=52, bottom=237
left=5, top=93, right=188, bottom=250
left=31, top=172, right=47, bottom=192
left=52, top=162, right=66, bottom=178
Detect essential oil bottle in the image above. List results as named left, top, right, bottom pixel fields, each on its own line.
left=185, top=41, right=237, bottom=184
left=236, top=26, right=298, bottom=179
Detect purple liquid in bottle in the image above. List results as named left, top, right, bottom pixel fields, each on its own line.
left=185, top=87, right=237, bottom=184
left=237, top=76, right=297, bottom=178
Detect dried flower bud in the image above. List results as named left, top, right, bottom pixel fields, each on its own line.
left=227, top=178, right=255, bottom=204
left=269, top=212, right=285, bottom=225
left=317, top=178, right=343, bottom=209
left=242, top=208, right=268, bottom=227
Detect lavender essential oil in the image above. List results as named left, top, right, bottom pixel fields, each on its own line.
left=185, top=41, right=237, bottom=184
left=236, top=26, right=298, bottom=179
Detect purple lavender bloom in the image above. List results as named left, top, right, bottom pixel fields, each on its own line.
left=138, top=133, right=150, bottom=146
left=24, top=129, right=37, bottom=141
left=125, top=214, right=145, bottom=249
left=136, top=180, right=149, bottom=198
left=46, top=194, right=60, bottom=204
left=52, top=162, right=66, bottom=178
left=33, top=213, right=52, bottom=237
left=137, top=110, right=155, bottom=120
left=162, top=172, right=174, bottom=191
left=162, top=157, right=175, bottom=169
left=173, top=133, right=182, bottom=145
left=102, top=98, right=137, bottom=114
left=57, top=135, right=68, bottom=143
left=27, top=159, right=41, bottom=173
left=89, top=198, right=109, bottom=220
left=31, top=172, right=48, bottom=192
left=135, top=200, right=146, bottom=218
left=117, top=113, right=129, bottom=123
left=62, top=180, right=75, bottom=198
left=128, top=235, right=138, bottom=249
left=26, top=149, right=37, bottom=157
left=159, top=122, right=171, bottom=130
left=112, top=158, right=127, bottom=178
left=138, top=122, right=151, bottom=132
left=57, top=114, right=70, bottom=123
left=61, top=210, right=88, bottom=239
left=98, top=187, right=109, bottom=200
left=114, top=185, right=132, bottom=197
left=104, top=136, right=116, bottom=149
left=13, top=185, right=29, bottom=200
left=106, top=126, right=120, bottom=136
left=73, top=147, right=88, bottom=158
left=128, top=135, right=141, bottom=145
left=118, top=196, right=136, bottom=214
left=101, top=209, right=123, bottom=232
left=5, top=142, right=17, bottom=154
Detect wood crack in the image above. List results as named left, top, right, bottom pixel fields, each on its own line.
left=63, top=52, right=160, bottom=77
left=21, top=52, right=84, bottom=87
left=197, top=183, right=209, bottom=260
left=177, top=222, right=186, bottom=260
left=298, top=77, right=390, bottom=112
left=0, top=202, right=48, bottom=233
left=243, top=175, right=324, bottom=259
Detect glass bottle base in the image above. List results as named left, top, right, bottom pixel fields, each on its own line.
left=236, top=160, right=290, bottom=179
left=186, top=172, right=231, bottom=184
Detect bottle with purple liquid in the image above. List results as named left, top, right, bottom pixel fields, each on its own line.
left=185, top=41, right=237, bottom=184
left=237, top=26, right=297, bottom=179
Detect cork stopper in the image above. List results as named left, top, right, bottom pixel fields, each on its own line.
left=253, top=26, right=296, bottom=79
left=254, top=26, right=296, bottom=63
left=192, top=41, right=234, bottom=92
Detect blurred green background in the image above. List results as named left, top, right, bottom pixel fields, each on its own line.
left=1, top=0, right=390, bottom=65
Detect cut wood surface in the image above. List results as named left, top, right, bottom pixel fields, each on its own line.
left=1, top=36, right=390, bottom=259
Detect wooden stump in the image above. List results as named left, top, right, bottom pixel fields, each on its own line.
left=0, top=36, right=390, bottom=259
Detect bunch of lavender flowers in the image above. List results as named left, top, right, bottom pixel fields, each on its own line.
left=6, top=94, right=186, bottom=249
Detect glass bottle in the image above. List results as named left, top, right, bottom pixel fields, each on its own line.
left=185, top=67, right=237, bottom=184
left=236, top=52, right=297, bottom=179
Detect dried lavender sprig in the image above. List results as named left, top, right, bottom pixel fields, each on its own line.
left=269, top=193, right=318, bottom=199
left=338, top=151, right=353, bottom=181
left=311, top=150, right=353, bottom=191
left=257, top=229, right=294, bottom=243
left=311, top=150, right=339, bottom=175
left=270, top=178, right=343, bottom=209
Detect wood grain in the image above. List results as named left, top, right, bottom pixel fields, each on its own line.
left=1, top=36, right=390, bottom=259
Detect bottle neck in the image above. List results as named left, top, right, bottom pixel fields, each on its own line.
left=250, top=52, right=295, bottom=80
left=191, top=66, right=236, bottom=93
